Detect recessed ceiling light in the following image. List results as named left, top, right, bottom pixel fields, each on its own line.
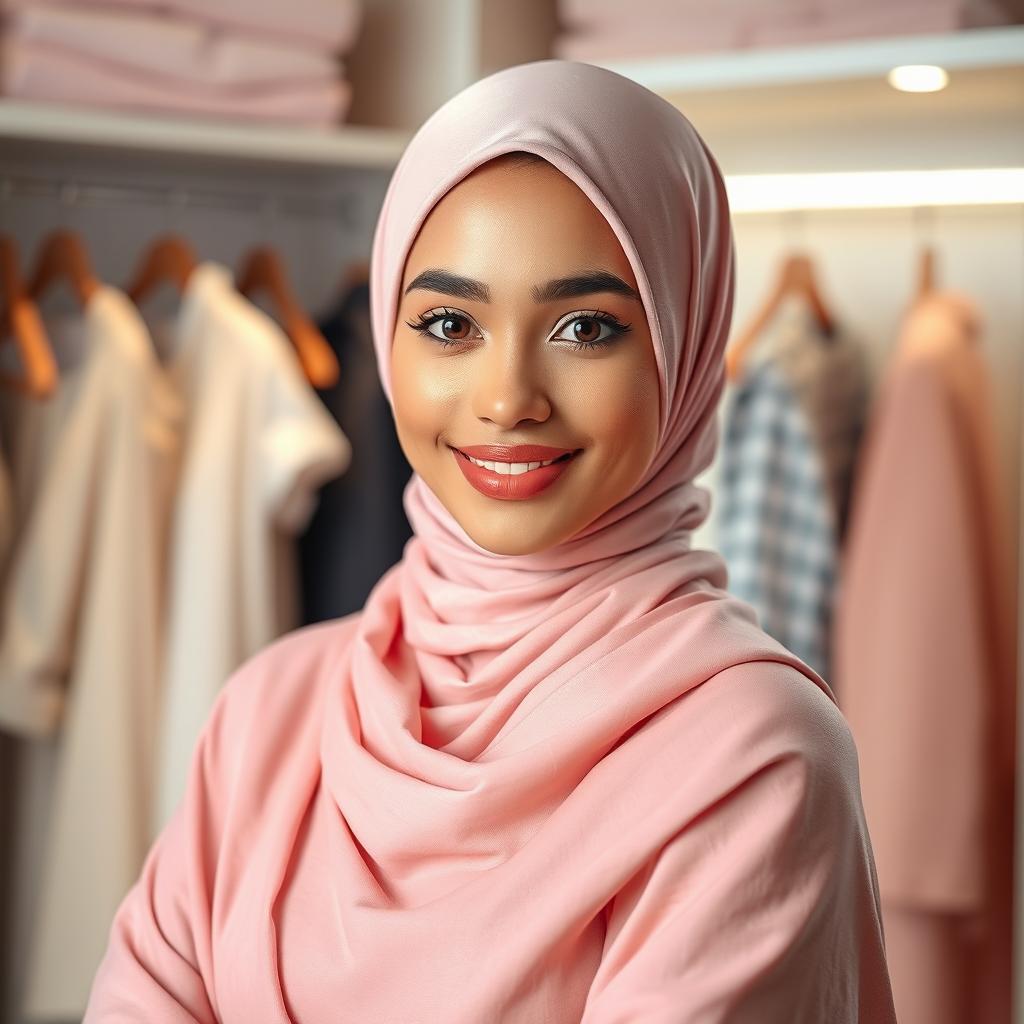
left=887, top=64, right=949, bottom=92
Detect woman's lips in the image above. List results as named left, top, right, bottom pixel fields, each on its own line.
left=456, top=444, right=576, bottom=462
left=449, top=445, right=580, bottom=501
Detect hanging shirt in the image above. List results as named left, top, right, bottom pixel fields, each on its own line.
left=149, top=262, right=351, bottom=837
left=834, top=291, right=1017, bottom=1024
left=0, top=416, right=20, bottom=1022
left=710, top=299, right=869, bottom=682
left=715, top=345, right=835, bottom=677
left=758, top=300, right=870, bottom=544
left=0, top=285, right=181, bottom=1020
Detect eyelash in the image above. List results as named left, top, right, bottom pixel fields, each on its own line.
left=403, top=307, right=632, bottom=351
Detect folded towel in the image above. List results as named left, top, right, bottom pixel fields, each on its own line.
left=554, top=19, right=744, bottom=59
left=0, top=0, right=363, bottom=54
left=0, top=35, right=352, bottom=124
left=748, top=0, right=1015, bottom=47
left=4, top=3, right=340, bottom=88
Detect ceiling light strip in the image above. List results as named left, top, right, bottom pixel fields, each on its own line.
left=725, top=168, right=1024, bottom=211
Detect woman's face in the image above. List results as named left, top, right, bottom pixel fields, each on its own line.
left=391, top=156, right=661, bottom=556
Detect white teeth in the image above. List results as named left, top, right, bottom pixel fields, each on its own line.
left=465, top=454, right=562, bottom=473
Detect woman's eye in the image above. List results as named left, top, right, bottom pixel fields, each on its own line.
left=428, top=313, right=474, bottom=343
left=405, top=309, right=630, bottom=350
left=405, top=309, right=477, bottom=346
left=553, top=315, right=622, bottom=348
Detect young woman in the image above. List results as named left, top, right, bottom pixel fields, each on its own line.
left=85, top=59, right=896, bottom=1022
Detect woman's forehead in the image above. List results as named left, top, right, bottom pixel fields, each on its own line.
left=402, top=166, right=638, bottom=297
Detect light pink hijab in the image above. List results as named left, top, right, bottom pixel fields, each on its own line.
left=367, top=58, right=754, bottom=729
left=85, top=59, right=895, bottom=1022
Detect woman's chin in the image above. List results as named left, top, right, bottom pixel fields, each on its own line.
left=451, top=510, right=579, bottom=557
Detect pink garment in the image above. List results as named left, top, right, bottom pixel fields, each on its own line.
left=85, top=59, right=896, bottom=1022
left=0, top=0, right=364, bottom=53
left=4, top=3, right=341, bottom=87
left=834, top=291, right=1018, bottom=1024
left=0, top=36, right=351, bottom=125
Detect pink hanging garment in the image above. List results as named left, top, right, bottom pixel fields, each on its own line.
left=834, top=290, right=1018, bottom=1024
left=85, top=59, right=896, bottom=1023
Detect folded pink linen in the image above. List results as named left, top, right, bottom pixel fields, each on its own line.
left=0, top=0, right=363, bottom=53
left=3, top=3, right=340, bottom=87
left=0, top=36, right=351, bottom=124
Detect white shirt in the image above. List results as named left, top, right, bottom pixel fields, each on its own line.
left=149, top=262, right=351, bottom=834
left=0, top=284, right=181, bottom=1019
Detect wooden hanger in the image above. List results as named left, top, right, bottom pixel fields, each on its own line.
left=27, top=228, right=101, bottom=308
left=725, top=250, right=835, bottom=383
left=236, top=245, right=339, bottom=389
left=126, top=234, right=198, bottom=303
left=916, top=244, right=937, bottom=300
left=0, top=236, right=58, bottom=398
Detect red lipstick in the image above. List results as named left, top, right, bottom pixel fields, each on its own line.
left=449, top=444, right=581, bottom=501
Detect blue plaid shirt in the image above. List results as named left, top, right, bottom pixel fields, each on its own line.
left=708, top=301, right=870, bottom=682
left=717, top=358, right=836, bottom=678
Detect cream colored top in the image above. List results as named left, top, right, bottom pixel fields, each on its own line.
left=0, top=285, right=181, bottom=1020
left=149, top=262, right=351, bottom=836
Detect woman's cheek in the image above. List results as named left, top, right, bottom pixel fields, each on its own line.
left=393, top=343, right=465, bottom=455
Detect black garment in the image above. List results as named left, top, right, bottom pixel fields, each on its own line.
left=298, top=281, right=413, bottom=623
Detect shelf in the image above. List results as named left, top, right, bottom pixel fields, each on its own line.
left=579, top=26, right=1024, bottom=179
left=0, top=99, right=411, bottom=170
left=590, top=25, right=1024, bottom=92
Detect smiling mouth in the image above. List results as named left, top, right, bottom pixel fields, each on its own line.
left=449, top=447, right=579, bottom=472
left=449, top=444, right=581, bottom=500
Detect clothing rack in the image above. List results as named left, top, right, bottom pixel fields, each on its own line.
left=0, top=173, right=361, bottom=225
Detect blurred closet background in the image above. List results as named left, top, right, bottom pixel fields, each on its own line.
left=0, top=1, right=1021, bottom=1023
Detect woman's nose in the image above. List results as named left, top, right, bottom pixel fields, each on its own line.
left=470, top=335, right=551, bottom=429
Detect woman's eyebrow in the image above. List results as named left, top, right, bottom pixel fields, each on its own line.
left=403, top=268, right=640, bottom=304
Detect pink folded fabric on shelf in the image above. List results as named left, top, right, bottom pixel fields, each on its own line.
left=556, top=0, right=1020, bottom=55
left=0, top=36, right=352, bottom=124
left=558, top=0, right=817, bottom=31
left=747, top=0, right=1015, bottom=47
left=814, top=0, right=1023, bottom=12
left=3, top=3, right=340, bottom=87
left=0, top=0, right=363, bottom=53
left=554, top=21, right=745, bottom=60
left=557, top=21, right=749, bottom=59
